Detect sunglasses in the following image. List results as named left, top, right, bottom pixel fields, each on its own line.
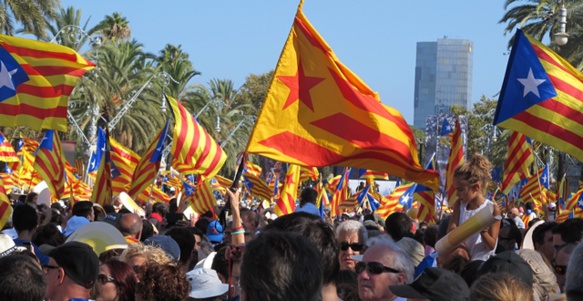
left=339, top=242, right=364, bottom=252
left=552, top=261, right=567, bottom=275
left=97, top=274, right=116, bottom=285
left=42, top=264, right=60, bottom=273
left=355, top=261, right=400, bottom=275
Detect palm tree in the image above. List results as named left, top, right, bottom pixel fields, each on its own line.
left=0, top=0, right=59, bottom=39
left=97, top=12, right=131, bottom=42
left=155, top=44, right=201, bottom=99
left=32, top=6, right=103, bottom=51
left=500, top=0, right=583, bottom=67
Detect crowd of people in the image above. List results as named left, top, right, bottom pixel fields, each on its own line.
left=0, top=153, right=582, bottom=301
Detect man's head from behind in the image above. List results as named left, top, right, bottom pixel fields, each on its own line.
left=0, top=253, right=46, bottom=301
left=357, top=241, right=414, bottom=301
left=45, top=241, right=99, bottom=299
left=12, top=203, right=38, bottom=233
left=552, top=219, right=583, bottom=255
left=240, top=230, right=323, bottom=301
left=118, top=213, right=143, bottom=240
left=263, top=212, right=339, bottom=286
left=72, top=201, right=94, bottom=221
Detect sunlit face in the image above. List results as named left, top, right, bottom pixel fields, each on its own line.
left=96, top=264, right=118, bottom=301
left=338, top=231, right=361, bottom=271
left=357, top=245, right=404, bottom=301
left=453, top=178, right=478, bottom=205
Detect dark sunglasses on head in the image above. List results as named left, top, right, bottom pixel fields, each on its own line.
left=552, top=262, right=567, bottom=275
left=355, top=261, right=400, bottom=275
left=97, top=274, right=116, bottom=285
left=339, top=242, right=364, bottom=252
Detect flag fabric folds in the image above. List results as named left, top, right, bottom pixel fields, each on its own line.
left=445, top=117, right=464, bottom=207
left=0, top=34, right=95, bottom=131
left=376, top=182, right=411, bottom=219
left=519, top=166, right=549, bottom=210
left=243, top=173, right=273, bottom=201
left=128, top=120, right=170, bottom=200
left=274, top=164, right=300, bottom=216
left=500, top=132, right=534, bottom=195
left=245, top=6, right=439, bottom=190
left=0, top=132, right=18, bottom=167
left=439, top=118, right=453, bottom=145
left=166, top=95, right=227, bottom=178
left=109, top=137, right=140, bottom=195
left=0, top=177, right=13, bottom=229
left=494, top=29, right=583, bottom=162
left=90, top=127, right=119, bottom=206
left=33, top=130, right=67, bottom=200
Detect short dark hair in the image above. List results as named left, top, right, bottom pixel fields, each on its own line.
left=32, top=223, right=65, bottom=247
left=0, top=253, right=46, bottom=301
left=72, top=201, right=93, bottom=218
left=103, top=259, right=137, bottom=301
left=12, top=204, right=38, bottom=232
left=240, top=231, right=323, bottom=301
left=299, top=188, right=318, bottom=207
left=165, top=228, right=195, bottom=265
left=424, top=225, right=439, bottom=248
left=552, top=219, right=583, bottom=244
left=140, top=220, right=154, bottom=242
left=264, top=212, right=339, bottom=285
left=532, top=221, right=557, bottom=246
left=385, top=212, right=413, bottom=241
left=152, top=202, right=169, bottom=217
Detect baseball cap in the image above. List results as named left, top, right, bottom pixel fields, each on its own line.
left=397, top=237, right=425, bottom=267
left=476, top=250, right=534, bottom=286
left=186, top=268, right=229, bottom=299
left=206, top=220, right=224, bottom=243
left=144, top=235, right=181, bottom=262
left=390, top=267, right=470, bottom=301
left=64, top=215, right=91, bottom=237
left=49, top=241, right=99, bottom=289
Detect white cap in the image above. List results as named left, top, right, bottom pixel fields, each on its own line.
left=186, top=268, right=229, bottom=299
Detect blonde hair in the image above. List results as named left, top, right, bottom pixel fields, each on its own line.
left=120, top=243, right=173, bottom=265
left=470, top=272, right=533, bottom=301
left=454, top=153, right=492, bottom=187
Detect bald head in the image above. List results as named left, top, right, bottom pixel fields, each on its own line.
left=119, top=213, right=143, bottom=239
left=510, top=208, right=520, bottom=217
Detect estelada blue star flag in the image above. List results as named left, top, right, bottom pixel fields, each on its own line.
left=494, top=29, right=583, bottom=161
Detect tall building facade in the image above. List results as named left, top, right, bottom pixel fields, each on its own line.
left=413, top=38, right=473, bottom=129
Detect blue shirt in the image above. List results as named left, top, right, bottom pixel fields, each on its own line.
left=13, top=239, right=49, bottom=266
left=295, top=202, right=320, bottom=217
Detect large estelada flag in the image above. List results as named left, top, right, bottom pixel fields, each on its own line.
left=165, top=95, right=226, bottom=179
left=494, top=29, right=583, bottom=162
left=245, top=4, right=439, bottom=190
left=0, top=35, right=95, bottom=132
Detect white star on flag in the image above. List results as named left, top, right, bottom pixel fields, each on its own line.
left=517, top=68, right=546, bottom=98
left=0, top=61, right=18, bottom=91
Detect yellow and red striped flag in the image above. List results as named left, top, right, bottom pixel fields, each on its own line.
left=494, top=29, right=583, bottom=162
left=0, top=177, right=13, bottom=229
left=274, top=164, right=300, bottom=216
left=90, top=127, right=119, bottom=206
left=109, top=137, right=140, bottom=195
left=519, top=166, right=548, bottom=208
left=445, top=117, right=464, bottom=207
left=245, top=5, right=439, bottom=191
left=213, top=175, right=233, bottom=192
left=0, top=35, right=95, bottom=131
left=33, top=130, right=67, bottom=200
left=136, top=184, right=171, bottom=205
left=244, top=161, right=262, bottom=177
left=166, top=95, right=227, bottom=178
left=500, top=132, right=534, bottom=195
left=299, top=166, right=319, bottom=182
left=128, top=120, right=170, bottom=200
left=243, top=172, right=273, bottom=201
left=330, top=167, right=351, bottom=218
left=183, top=179, right=216, bottom=215
left=0, top=132, right=18, bottom=169
left=376, top=182, right=413, bottom=220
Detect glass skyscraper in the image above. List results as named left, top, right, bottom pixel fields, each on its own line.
left=413, top=38, right=473, bottom=129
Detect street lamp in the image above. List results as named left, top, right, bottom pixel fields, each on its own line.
left=554, top=3, right=569, bottom=46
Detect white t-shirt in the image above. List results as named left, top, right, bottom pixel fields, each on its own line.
left=459, top=199, right=497, bottom=261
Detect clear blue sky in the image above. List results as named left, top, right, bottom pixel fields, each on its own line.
left=61, top=1, right=512, bottom=124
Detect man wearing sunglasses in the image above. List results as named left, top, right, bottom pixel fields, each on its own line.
left=357, top=241, right=414, bottom=301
